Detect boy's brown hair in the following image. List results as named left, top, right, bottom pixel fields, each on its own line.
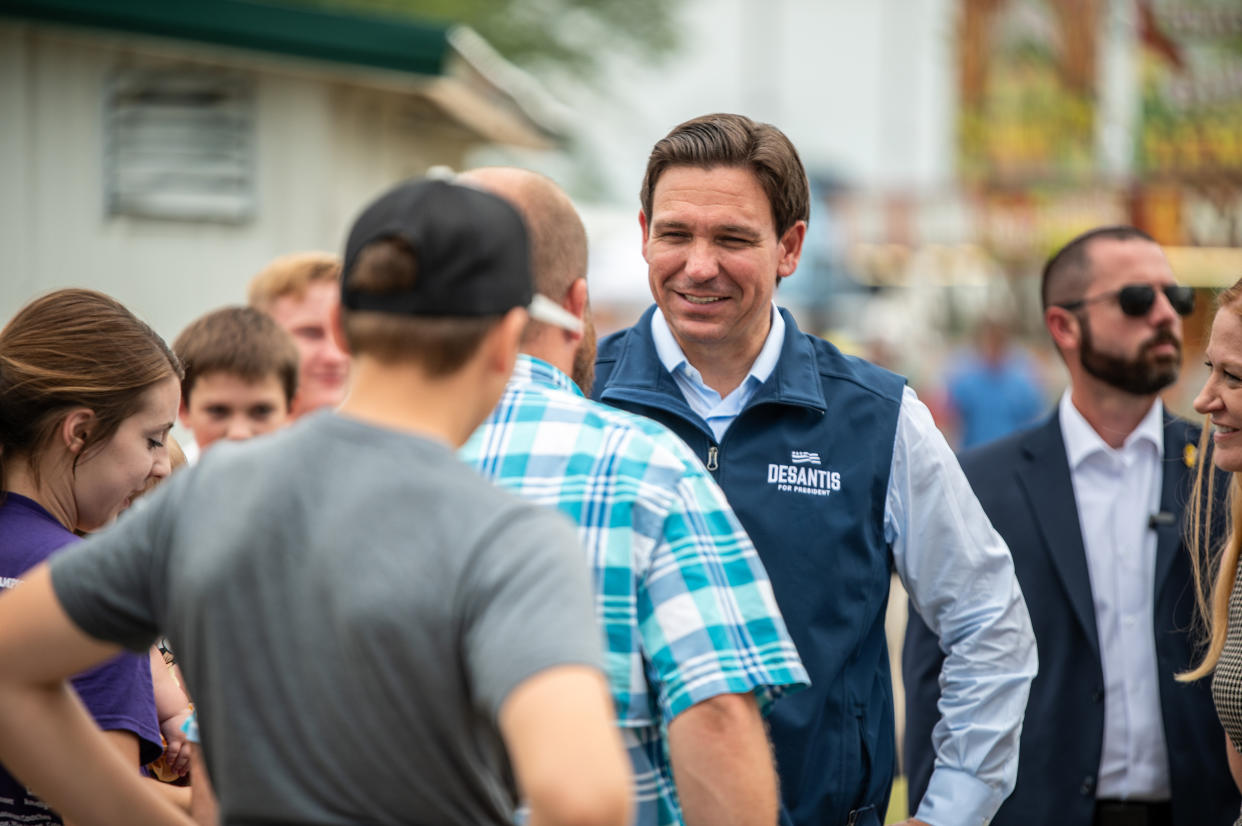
left=173, top=307, right=299, bottom=405
left=247, top=252, right=341, bottom=312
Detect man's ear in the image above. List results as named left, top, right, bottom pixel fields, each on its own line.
left=1045, top=306, right=1080, bottom=352
left=639, top=210, right=651, bottom=261
left=564, top=278, right=589, bottom=340
left=776, top=220, right=807, bottom=280
left=60, top=408, right=96, bottom=455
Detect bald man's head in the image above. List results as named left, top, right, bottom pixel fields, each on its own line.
left=461, top=167, right=596, bottom=391
left=458, top=167, right=588, bottom=303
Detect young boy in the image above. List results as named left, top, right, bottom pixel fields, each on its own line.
left=0, top=178, right=632, bottom=826
left=172, top=307, right=299, bottom=454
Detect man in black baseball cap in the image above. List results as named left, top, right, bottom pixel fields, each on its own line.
left=342, top=177, right=585, bottom=334
left=342, top=177, right=535, bottom=318
left=0, top=176, right=632, bottom=826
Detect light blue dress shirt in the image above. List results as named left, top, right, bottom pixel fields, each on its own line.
left=652, top=305, right=786, bottom=442
left=652, top=305, right=1037, bottom=826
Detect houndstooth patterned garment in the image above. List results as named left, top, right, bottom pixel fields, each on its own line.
left=1211, top=558, right=1242, bottom=826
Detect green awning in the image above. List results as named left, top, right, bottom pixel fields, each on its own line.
left=0, top=0, right=452, bottom=77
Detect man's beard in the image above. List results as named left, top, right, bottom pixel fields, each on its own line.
left=571, top=313, right=598, bottom=395
left=1078, top=315, right=1181, bottom=395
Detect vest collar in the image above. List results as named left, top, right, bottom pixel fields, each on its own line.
left=606, top=305, right=826, bottom=414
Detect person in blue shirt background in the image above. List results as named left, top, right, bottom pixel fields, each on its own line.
left=941, top=313, right=1046, bottom=450
left=591, top=112, right=1037, bottom=826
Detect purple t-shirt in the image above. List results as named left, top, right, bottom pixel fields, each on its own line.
left=0, top=493, right=162, bottom=823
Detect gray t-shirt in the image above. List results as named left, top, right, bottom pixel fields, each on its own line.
left=50, top=413, right=603, bottom=825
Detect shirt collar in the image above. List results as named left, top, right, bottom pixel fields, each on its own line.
left=650, top=303, right=785, bottom=386
left=510, top=353, right=583, bottom=398
left=1059, top=389, right=1164, bottom=468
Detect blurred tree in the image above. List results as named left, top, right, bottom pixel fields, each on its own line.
left=287, top=0, right=680, bottom=77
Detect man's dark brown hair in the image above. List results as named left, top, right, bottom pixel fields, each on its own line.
left=641, top=113, right=811, bottom=245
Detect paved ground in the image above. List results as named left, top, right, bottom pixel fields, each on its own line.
left=886, top=776, right=909, bottom=824
left=886, top=574, right=911, bottom=823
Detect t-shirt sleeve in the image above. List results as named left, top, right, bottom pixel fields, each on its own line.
left=461, top=504, right=604, bottom=718
left=69, top=653, right=164, bottom=764
left=48, top=477, right=179, bottom=653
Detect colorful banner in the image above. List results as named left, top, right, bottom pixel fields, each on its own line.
left=1136, top=0, right=1242, bottom=179
left=957, top=0, right=1101, bottom=185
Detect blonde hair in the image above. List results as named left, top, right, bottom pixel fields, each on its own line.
left=1179, top=276, right=1242, bottom=682
left=247, top=252, right=341, bottom=312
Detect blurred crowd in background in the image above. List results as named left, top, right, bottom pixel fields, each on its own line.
left=2, top=0, right=1239, bottom=449
left=2, top=1, right=1242, bottom=824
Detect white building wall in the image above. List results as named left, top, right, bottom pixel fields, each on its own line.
left=527, top=0, right=959, bottom=313
left=0, top=25, right=36, bottom=310
left=536, top=0, right=956, bottom=207
left=0, top=23, right=467, bottom=343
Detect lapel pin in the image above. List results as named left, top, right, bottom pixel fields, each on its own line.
left=1184, top=443, right=1197, bottom=468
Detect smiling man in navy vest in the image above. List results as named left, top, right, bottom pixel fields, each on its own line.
left=591, top=112, right=1037, bottom=826
left=904, top=226, right=1241, bottom=826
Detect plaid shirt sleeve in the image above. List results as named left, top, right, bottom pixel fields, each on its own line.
left=638, top=451, right=809, bottom=722
left=181, top=710, right=199, bottom=743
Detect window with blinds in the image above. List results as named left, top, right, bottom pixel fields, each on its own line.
left=104, top=67, right=255, bottom=222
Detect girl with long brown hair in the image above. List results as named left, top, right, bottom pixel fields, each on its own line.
left=0, top=288, right=185, bottom=822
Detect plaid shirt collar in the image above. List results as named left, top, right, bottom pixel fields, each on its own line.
left=510, top=353, right=584, bottom=398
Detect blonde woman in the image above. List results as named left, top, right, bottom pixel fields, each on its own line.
left=1184, top=276, right=1242, bottom=816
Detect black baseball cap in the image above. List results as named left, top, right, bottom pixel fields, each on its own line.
left=341, top=178, right=533, bottom=316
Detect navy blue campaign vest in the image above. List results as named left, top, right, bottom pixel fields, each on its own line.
left=593, top=306, right=907, bottom=826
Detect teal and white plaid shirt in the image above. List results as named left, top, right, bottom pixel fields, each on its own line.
left=462, top=355, right=808, bottom=826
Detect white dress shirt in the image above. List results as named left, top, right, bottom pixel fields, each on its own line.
left=1059, top=389, right=1171, bottom=800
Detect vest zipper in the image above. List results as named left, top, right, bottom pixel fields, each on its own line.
left=706, top=445, right=718, bottom=471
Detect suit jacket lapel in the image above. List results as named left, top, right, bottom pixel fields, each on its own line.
left=1155, top=413, right=1194, bottom=597
left=1016, top=413, right=1101, bottom=656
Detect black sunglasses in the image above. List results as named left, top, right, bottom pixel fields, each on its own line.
left=1056, top=284, right=1195, bottom=317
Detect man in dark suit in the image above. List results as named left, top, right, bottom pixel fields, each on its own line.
left=904, top=225, right=1240, bottom=826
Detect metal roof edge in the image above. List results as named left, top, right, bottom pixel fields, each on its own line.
left=445, top=25, right=572, bottom=145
